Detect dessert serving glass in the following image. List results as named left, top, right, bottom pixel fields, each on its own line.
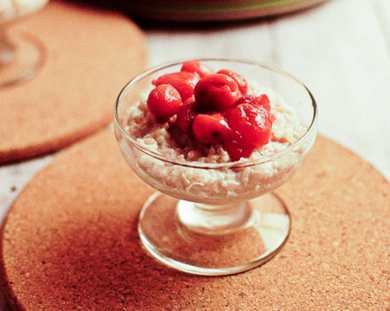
left=0, top=0, right=48, bottom=87
left=114, top=59, right=318, bottom=276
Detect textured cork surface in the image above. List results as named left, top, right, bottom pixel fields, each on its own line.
left=1, top=130, right=389, bottom=310
left=0, top=1, right=147, bottom=164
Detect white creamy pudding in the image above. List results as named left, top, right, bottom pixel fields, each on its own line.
left=120, top=85, right=306, bottom=203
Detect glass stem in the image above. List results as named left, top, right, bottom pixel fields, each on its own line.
left=176, top=200, right=253, bottom=235
left=0, top=27, right=15, bottom=66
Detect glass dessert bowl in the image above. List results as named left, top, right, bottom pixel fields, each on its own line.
left=114, top=59, right=317, bottom=276
left=0, top=0, right=48, bottom=87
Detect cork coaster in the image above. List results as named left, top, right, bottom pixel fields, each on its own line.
left=1, top=130, right=389, bottom=310
left=0, top=1, right=147, bottom=164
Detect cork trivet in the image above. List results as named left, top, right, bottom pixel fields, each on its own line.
left=1, top=130, right=389, bottom=310
left=0, top=1, right=147, bottom=164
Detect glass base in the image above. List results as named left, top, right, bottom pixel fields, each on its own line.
left=0, top=29, right=45, bottom=88
left=138, top=192, right=291, bottom=276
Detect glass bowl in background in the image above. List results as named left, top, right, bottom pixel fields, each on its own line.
left=122, top=0, right=328, bottom=22
left=0, top=0, right=48, bottom=87
left=114, top=59, right=317, bottom=276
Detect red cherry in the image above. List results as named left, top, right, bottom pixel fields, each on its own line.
left=147, top=84, right=183, bottom=121
left=223, top=141, right=241, bottom=161
left=236, top=94, right=271, bottom=112
left=174, top=97, right=196, bottom=133
left=223, top=139, right=249, bottom=161
left=251, top=94, right=271, bottom=112
left=194, top=74, right=241, bottom=111
left=181, top=60, right=211, bottom=78
left=192, top=113, right=233, bottom=145
left=224, top=103, right=273, bottom=155
left=153, top=72, right=199, bottom=101
left=217, top=69, right=248, bottom=95
left=236, top=95, right=255, bottom=106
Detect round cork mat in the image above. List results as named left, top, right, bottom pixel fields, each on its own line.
left=0, top=1, right=147, bottom=164
left=1, top=130, right=389, bottom=310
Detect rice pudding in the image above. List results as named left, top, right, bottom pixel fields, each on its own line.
left=119, top=61, right=306, bottom=203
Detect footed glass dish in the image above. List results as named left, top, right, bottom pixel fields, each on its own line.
left=0, top=0, right=47, bottom=87
left=114, top=59, right=317, bottom=276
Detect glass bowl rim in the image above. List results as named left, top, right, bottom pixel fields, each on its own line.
left=114, top=58, right=318, bottom=169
